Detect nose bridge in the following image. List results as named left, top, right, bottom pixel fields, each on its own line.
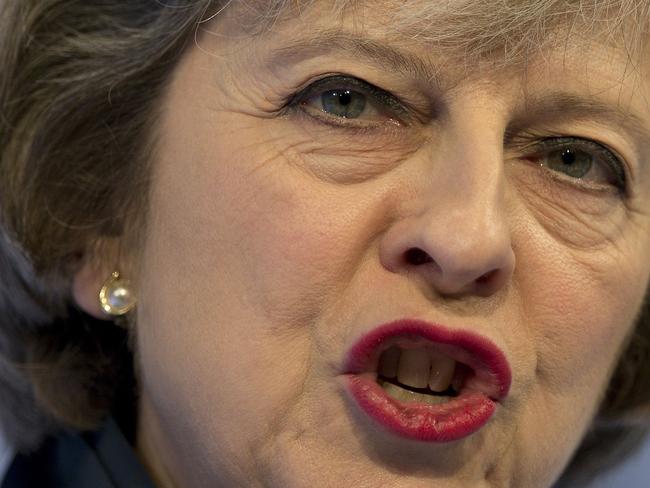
left=430, top=85, right=508, bottom=199
left=432, top=129, right=504, bottom=221
left=380, top=107, right=515, bottom=298
left=419, top=104, right=508, bottom=233
left=424, top=128, right=509, bottom=269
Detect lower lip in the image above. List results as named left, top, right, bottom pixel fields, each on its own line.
left=345, top=373, right=497, bottom=442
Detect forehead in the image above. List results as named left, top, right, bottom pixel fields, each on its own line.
left=209, top=0, right=650, bottom=104
left=219, top=0, right=650, bottom=64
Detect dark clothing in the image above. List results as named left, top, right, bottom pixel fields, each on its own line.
left=1, top=417, right=157, bottom=488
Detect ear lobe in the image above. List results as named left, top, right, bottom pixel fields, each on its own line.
left=72, top=261, right=112, bottom=320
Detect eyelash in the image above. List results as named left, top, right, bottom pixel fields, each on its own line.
left=513, top=134, right=628, bottom=193
left=285, top=74, right=410, bottom=127
left=284, top=74, right=629, bottom=194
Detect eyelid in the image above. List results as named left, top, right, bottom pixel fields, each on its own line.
left=540, top=137, right=626, bottom=184
left=287, top=74, right=413, bottom=123
left=519, top=135, right=628, bottom=193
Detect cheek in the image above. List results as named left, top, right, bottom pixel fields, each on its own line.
left=507, top=205, right=649, bottom=480
left=502, top=202, right=650, bottom=484
left=504, top=156, right=649, bottom=398
left=516, top=208, right=647, bottom=393
left=156, top=126, right=402, bottom=332
left=134, top=110, right=393, bottom=448
left=530, top=264, right=636, bottom=391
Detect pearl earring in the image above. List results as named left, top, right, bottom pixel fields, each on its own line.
left=98, top=271, right=136, bottom=316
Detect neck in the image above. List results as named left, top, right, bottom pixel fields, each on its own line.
left=135, top=392, right=179, bottom=488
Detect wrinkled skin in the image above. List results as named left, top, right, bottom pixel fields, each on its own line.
left=75, top=2, right=650, bottom=487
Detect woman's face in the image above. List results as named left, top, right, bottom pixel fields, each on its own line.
left=129, top=2, right=650, bottom=487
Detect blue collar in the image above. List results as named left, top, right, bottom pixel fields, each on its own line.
left=1, top=417, right=157, bottom=487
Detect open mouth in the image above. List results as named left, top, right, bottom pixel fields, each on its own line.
left=342, top=319, right=512, bottom=442
left=374, top=344, right=466, bottom=405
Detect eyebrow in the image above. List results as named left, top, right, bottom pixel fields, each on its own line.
left=511, top=93, right=650, bottom=157
left=269, top=29, right=446, bottom=87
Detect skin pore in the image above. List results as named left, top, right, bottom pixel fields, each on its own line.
left=74, top=1, right=650, bottom=487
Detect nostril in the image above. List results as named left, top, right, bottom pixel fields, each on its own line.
left=476, top=269, right=498, bottom=284
left=405, top=248, right=433, bottom=265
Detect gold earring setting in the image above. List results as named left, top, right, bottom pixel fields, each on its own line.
left=99, top=271, right=136, bottom=316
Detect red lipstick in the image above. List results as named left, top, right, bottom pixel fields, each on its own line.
left=343, top=319, right=511, bottom=442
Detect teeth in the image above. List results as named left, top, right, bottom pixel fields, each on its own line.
left=397, top=348, right=431, bottom=389
left=378, top=346, right=400, bottom=378
left=378, top=345, right=459, bottom=394
left=452, top=373, right=463, bottom=392
left=381, top=382, right=452, bottom=405
left=428, top=352, right=456, bottom=392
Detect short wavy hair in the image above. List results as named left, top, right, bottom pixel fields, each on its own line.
left=0, top=1, right=649, bottom=486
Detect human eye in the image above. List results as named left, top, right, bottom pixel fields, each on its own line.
left=521, top=137, right=627, bottom=194
left=286, top=74, right=411, bottom=128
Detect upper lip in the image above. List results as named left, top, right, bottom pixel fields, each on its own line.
left=342, top=318, right=512, bottom=401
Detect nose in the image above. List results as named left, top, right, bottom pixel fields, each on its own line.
left=379, top=137, right=515, bottom=299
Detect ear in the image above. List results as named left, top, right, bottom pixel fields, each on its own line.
left=72, top=259, right=113, bottom=320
